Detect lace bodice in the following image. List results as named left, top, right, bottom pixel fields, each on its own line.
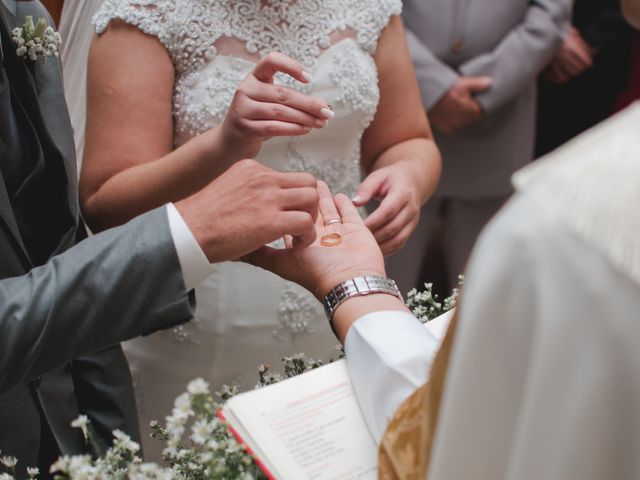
left=94, top=0, right=400, bottom=146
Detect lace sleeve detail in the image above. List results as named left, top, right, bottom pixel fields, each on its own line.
left=93, top=0, right=177, bottom=53
left=351, top=0, right=402, bottom=54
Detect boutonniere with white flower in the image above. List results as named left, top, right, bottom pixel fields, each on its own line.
left=11, top=16, right=61, bottom=62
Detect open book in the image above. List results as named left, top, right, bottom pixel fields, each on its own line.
left=219, top=311, right=453, bottom=480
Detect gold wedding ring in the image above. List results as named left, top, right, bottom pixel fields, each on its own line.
left=326, top=219, right=342, bottom=226
left=320, top=233, right=342, bottom=247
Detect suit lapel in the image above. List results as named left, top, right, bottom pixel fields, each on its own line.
left=17, top=0, right=79, bottom=215
left=0, top=0, right=15, bottom=17
left=3, top=0, right=78, bottom=210
left=0, top=3, right=32, bottom=264
left=0, top=139, right=30, bottom=265
left=0, top=1, right=79, bottom=262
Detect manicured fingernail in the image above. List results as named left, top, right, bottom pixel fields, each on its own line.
left=315, top=119, right=328, bottom=128
left=320, top=108, right=334, bottom=119
left=301, top=71, right=312, bottom=83
left=351, top=195, right=361, bottom=203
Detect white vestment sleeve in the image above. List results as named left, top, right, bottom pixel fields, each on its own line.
left=344, top=311, right=440, bottom=442
left=166, top=203, right=215, bottom=291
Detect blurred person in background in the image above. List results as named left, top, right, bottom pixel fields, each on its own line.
left=388, top=0, right=572, bottom=295
left=536, top=0, right=632, bottom=157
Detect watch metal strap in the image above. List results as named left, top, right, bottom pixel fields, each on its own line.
left=323, top=275, right=403, bottom=319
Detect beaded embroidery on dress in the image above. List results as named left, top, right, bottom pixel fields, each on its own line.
left=94, top=0, right=401, bottom=460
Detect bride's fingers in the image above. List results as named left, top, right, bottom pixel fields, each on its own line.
left=364, top=191, right=404, bottom=232
left=246, top=120, right=313, bottom=137
left=247, top=80, right=331, bottom=120
left=335, top=193, right=364, bottom=225
left=252, top=52, right=311, bottom=84
left=379, top=224, right=413, bottom=256
left=248, top=102, right=327, bottom=129
left=317, top=181, right=340, bottom=226
left=372, top=207, right=412, bottom=243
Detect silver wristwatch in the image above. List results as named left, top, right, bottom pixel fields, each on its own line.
left=323, top=276, right=403, bottom=320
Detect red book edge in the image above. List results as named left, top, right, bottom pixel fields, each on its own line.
left=217, top=408, right=278, bottom=480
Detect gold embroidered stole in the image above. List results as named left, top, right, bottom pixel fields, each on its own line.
left=378, top=311, right=459, bottom=480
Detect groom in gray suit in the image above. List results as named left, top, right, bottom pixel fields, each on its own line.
left=388, top=0, right=572, bottom=292
left=0, top=0, right=320, bottom=476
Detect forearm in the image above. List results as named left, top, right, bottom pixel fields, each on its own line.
left=82, top=127, right=238, bottom=231
left=367, top=137, right=441, bottom=204
left=0, top=207, right=193, bottom=393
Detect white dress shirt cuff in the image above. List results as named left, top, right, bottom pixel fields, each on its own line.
left=166, top=203, right=215, bottom=291
left=344, top=311, right=440, bottom=442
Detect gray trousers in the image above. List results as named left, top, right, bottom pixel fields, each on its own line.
left=385, top=194, right=510, bottom=295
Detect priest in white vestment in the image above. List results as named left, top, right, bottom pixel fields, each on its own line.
left=342, top=103, right=640, bottom=478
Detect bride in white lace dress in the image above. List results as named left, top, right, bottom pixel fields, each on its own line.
left=84, top=0, right=440, bottom=458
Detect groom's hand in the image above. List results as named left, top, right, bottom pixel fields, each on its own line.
left=176, top=160, right=319, bottom=263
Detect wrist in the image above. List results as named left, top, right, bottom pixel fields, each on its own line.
left=391, top=156, right=431, bottom=203
left=317, top=269, right=386, bottom=300
left=332, top=294, right=409, bottom=344
left=204, top=127, right=244, bottom=168
left=322, top=275, right=402, bottom=341
left=175, top=195, right=215, bottom=263
left=216, top=122, right=261, bottom=161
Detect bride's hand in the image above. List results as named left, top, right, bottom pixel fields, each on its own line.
left=245, top=181, right=385, bottom=300
left=352, top=161, right=422, bottom=256
left=220, top=52, right=333, bottom=159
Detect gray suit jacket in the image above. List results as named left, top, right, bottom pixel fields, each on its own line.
left=0, top=0, right=194, bottom=472
left=402, top=0, right=572, bottom=198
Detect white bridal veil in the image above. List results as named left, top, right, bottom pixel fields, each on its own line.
left=59, top=0, right=104, bottom=173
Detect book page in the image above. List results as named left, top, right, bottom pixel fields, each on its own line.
left=224, top=360, right=377, bottom=480
left=223, top=311, right=454, bottom=479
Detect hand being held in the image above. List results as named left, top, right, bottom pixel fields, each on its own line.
left=246, top=181, right=385, bottom=300
left=429, top=76, right=491, bottom=134
left=176, top=159, right=319, bottom=263
left=220, top=52, right=334, bottom=159
left=352, top=163, right=422, bottom=256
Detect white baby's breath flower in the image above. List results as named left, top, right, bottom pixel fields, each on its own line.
left=186, top=378, right=209, bottom=395
left=0, top=474, right=15, bottom=480
left=71, top=414, right=90, bottom=440
left=26, top=467, right=39, bottom=478
left=0, top=456, right=17, bottom=468
left=113, top=429, right=141, bottom=453
left=173, top=392, right=192, bottom=415
left=162, top=444, right=179, bottom=458
left=190, top=419, right=214, bottom=445
left=198, top=451, right=213, bottom=463
left=49, top=455, right=70, bottom=474
left=11, top=16, right=61, bottom=62
left=67, top=455, right=94, bottom=473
